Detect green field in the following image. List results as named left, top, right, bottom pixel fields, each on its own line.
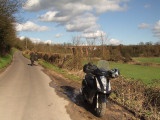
left=133, top=57, right=160, bottom=64
left=110, top=62, right=160, bottom=86
left=83, top=59, right=160, bottom=86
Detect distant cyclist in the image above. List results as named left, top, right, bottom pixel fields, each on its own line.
left=30, top=53, right=35, bottom=66
left=30, top=52, right=38, bottom=66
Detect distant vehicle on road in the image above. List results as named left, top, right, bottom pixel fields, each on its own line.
left=30, top=53, right=38, bottom=66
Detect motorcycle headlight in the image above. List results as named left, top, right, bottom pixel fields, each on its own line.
left=96, top=78, right=101, bottom=90
left=100, top=76, right=107, bottom=90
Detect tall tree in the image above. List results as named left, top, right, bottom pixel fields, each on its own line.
left=0, top=0, right=21, bottom=56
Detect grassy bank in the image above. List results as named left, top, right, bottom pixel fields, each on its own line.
left=39, top=60, right=81, bottom=83
left=0, top=48, right=17, bottom=71
left=23, top=53, right=30, bottom=59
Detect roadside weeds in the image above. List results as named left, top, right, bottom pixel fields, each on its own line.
left=0, top=48, right=17, bottom=72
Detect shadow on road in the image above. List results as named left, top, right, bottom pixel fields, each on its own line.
left=27, top=64, right=38, bottom=66
left=60, top=86, right=95, bottom=115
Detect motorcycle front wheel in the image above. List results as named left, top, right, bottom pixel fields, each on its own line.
left=94, top=95, right=106, bottom=117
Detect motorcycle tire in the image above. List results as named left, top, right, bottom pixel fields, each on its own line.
left=95, top=97, right=106, bottom=117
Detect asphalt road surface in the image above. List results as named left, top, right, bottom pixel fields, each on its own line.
left=0, top=52, right=71, bottom=120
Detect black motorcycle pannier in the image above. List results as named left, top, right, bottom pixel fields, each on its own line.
left=83, top=63, right=98, bottom=74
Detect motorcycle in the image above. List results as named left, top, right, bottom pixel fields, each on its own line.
left=80, top=60, right=120, bottom=117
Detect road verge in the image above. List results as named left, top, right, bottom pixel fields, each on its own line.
left=0, top=48, right=17, bottom=72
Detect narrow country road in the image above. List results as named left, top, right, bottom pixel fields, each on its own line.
left=0, top=52, right=71, bottom=120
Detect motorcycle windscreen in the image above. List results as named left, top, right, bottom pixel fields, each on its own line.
left=97, top=60, right=109, bottom=71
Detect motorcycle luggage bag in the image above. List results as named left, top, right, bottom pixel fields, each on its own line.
left=83, top=63, right=98, bottom=74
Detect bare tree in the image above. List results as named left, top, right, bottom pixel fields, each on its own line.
left=99, top=32, right=108, bottom=58
left=0, top=0, right=22, bottom=21
left=85, top=33, right=96, bottom=46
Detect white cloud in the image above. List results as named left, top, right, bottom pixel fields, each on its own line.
left=24, top=0, right=129, bottom=33
left=39, top=11, right=99, bottom=33
left=18, top=36, right=41, bottom=43
left=19, top=36, right=25, bottom=40
left=81, top=30, right=106, bottom=38
left=138, top=23, right=151, bottom=29
left=16, top=21, right=50, bottom=32
left=153, top=20, right=160, bottom=30
left=23, top=0, right=129, bottom=13
left=44, top=40, right=52, bottom=44
left=108, top=38, right=122, bottom=45
left=66, top=13, right=99, bottom=32
left=55, top=33, right=64, bottom=38
left=30, top=38, right=41, bottom=43
left=39, top=11, right=70, bottom=23
left=152, top=20, right=160, bottom=39
left=94, top=1, right=128, bottom=14
left=144, top=4, right=150, bottom=8
left=18, top=36, right=52, bottom=44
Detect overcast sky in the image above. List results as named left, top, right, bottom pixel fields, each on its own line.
left=16, top=0, right=160, bottom=45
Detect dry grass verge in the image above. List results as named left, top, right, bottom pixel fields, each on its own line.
left=111, top=77, right=160, bottom=120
